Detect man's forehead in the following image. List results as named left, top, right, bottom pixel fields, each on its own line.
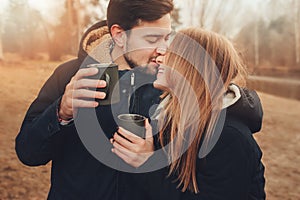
left=129, top=14, right=172, bottom=35
left=129, top=27, right=172, bottom=36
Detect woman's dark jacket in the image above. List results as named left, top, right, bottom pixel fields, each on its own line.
left=139, top=86, right=266, bottom=200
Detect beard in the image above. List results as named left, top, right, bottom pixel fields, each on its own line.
left=124, top=53, right=158, bottom=75
left=124, top=40, right=159, bottom=75
left=124, top=53, right=138, bottom=69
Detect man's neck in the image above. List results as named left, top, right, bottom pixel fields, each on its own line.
left=111, top=47, right=131, bottom=71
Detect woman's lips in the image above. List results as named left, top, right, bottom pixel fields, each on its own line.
left=157, top=67, right=165, bottom=76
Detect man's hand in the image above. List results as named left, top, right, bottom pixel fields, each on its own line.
left=58, top=67, right=107, bottom=120
left=111, top=119, right=154, bottom=168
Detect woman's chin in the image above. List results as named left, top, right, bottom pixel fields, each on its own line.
left=154, top=81, right=169, bottom=91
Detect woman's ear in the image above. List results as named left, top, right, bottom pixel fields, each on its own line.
left=110, top=24, right=126, bottom=48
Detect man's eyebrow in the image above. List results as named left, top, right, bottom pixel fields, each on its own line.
left=143, top=34, right=164, bottom=38
left=143, top=31, right=173, bottom=38
left=166, top=31, right=174, bottom=38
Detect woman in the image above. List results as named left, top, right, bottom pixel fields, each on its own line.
left=112, top=28, right=266, bottom=199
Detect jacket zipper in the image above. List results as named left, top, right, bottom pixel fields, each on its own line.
left=129, top=72, right=136, bottom=113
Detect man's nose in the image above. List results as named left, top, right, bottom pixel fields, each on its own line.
left=156, top=47, right=167, bottom=55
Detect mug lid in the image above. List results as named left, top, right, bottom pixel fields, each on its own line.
left=87, top=63, right=117, bottom=68
left=118, top=114, right=146, bottom=122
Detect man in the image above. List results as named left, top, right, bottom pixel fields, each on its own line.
left=15, top=0, right=174, bottom=199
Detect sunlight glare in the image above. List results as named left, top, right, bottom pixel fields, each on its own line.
left=28, top=0, right=49, bottom=14
left=27, top=0, right=65, bottom=25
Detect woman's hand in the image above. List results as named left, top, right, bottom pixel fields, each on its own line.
left=111, top=119, right=154, bottom=168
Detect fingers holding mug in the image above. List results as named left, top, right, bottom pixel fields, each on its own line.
left=86, top=63, right=120, bottom=105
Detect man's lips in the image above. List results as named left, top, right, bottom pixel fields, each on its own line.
left=150, top=58, right=157, bottom=64
left=149, top=59, right=160, bottom=68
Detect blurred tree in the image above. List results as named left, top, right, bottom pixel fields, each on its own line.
left=48, top=0, right=109, bottom=61
left=3, top=0, right=45, bottom=59
left=0, top=12, right=4, bottom=61
left=171, top=7, right=182, bottom=30
left=238, top=16, right=295, bottom=67
left=3, top=0, right=180, bottom=61
left=0, top=41, right=3, bottom=61
left=48, top=0, right=77, bottom=60
left=235, top=20, right=264, bottom=69
left=294, top=0, right=299, bottom=65
left=268, top=16, right=294, bottom=66
left=185, top=0, right=245, bottom=38
left=235, top=0, right=299, bottom=71
left=187, top=0, right=196, bottom=26
left=264, top=0, right=300, bottom=67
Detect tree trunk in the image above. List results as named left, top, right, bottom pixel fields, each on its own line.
left=0, top=38, right=3, bottom=61
left=254, top=19, right=259, bottom=67
left=199, top=0, right=207, bottom=27
left=188, top=0, right=195, bottom=26
left=67, top=0, right=78, bottom=54
left=0, top=14, right=3, bottom=61
left=75, top=0, right=83, bottom=49
left=295, top=0, right=300, bottom=64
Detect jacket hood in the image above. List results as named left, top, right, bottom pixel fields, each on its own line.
left=77, top=20, right=113, bottom=63
left=226, top=84, right=263, bottom=134
left=153, top=84, right=263, bottom=134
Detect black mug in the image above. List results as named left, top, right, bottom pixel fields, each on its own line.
left=117, top=114, right=146, bottom=138
left=86, top=63, right=120, bottom=105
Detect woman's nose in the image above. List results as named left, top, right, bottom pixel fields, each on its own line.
left=156, top=55, right=164, bottom=64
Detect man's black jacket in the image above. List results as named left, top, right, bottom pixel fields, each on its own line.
left=15, top=20, right=162, bottom=200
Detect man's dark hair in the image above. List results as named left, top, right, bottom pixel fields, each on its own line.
left=107, top=0, right=174, bottom=31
